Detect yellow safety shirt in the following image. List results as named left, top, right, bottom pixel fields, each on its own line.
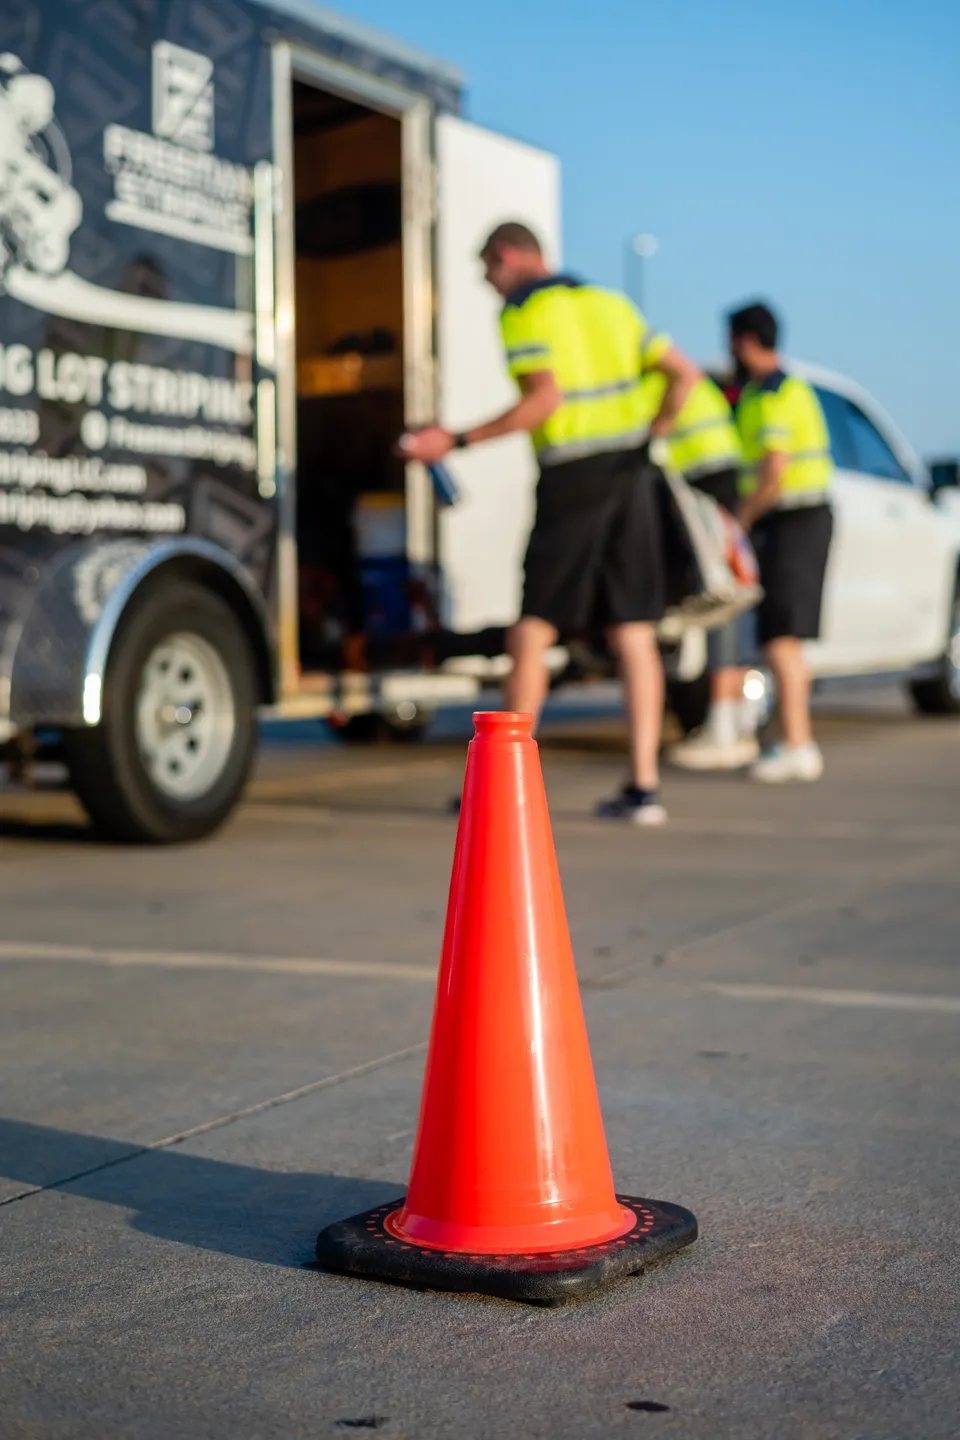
left=736, top=370, right=832, bottom=508
left=500, top=275, right=671, bottom=466
left=642, top=372, right=742, bottom=479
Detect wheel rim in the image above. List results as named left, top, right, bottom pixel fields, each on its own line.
left=947, top=593, right=960, bottom=700
left=135, top=632, right=236, bottom=801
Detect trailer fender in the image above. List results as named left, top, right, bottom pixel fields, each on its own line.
left=4, top=538, right=274, bottom=730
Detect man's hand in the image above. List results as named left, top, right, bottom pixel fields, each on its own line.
left=740, top=451, right=787, bottom=530
left=396, top=426, right=454, bottom=463
left=398, top=372, right=561, bottom=462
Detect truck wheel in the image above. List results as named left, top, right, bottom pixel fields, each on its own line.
left=64, top=581, right=258, bottom=842
left=908, top=581, right=960, bottom=716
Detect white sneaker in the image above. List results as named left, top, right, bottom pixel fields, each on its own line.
left=750, top=741, right=824, bottom=784
left=667, top=730, right=760, bottom=771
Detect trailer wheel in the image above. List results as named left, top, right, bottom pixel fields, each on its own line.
left=64, top=581, right=258, bottom=842
left=908, top=578, right=960, bottom=716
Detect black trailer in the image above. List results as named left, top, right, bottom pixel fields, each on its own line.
left=0, top=0, right=563, bottom=839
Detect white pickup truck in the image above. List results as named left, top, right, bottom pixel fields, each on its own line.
left=799, top=362, right=960, bottom=711
left=674, top=363, right=960, bottom=724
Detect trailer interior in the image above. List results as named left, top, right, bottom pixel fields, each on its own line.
left=291, top=78, right=440, bottom=677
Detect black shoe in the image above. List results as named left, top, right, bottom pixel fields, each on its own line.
left=595, top=785, right=667, bottom=826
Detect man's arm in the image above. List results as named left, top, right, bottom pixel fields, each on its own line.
left=738, top=450, right=787, bottom=530
left=738, top=387, right=790, bottom=529
left=648, top=346, right=700, bottom=439
left=398, top=372, right=562, bottom=463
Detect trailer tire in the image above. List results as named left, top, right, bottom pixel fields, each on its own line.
left=64, top=581, right=258, bottom=843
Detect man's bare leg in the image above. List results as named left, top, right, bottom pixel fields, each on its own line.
left=505, top=615, right=558, bottom=726
left=610, top=621, right=663, bottom=790
left=749, top=633, right=823, bottom=780
left=765, top=636, right=811, bottom=746
left=712, top=667, right=745, bottom=704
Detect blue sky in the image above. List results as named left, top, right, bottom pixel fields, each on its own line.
left=342, top=0, right=959, bottom=457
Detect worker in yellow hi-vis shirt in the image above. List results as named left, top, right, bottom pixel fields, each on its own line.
left=400, top=221, right=700, bottom=825
left=730, top=302, right=833, bottom=782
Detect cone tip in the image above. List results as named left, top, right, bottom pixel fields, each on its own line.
left=472, top=711, right=534, bottom=740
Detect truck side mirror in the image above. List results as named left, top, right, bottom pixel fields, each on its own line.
left=929, top=459, right=960, bottom=493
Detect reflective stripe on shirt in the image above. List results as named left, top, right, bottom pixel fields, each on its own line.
left=564, top=377, right=642, bottom=402
left=538, top=425, right=651, bottom=467
left=671, top=415, right=737, bottom=441
left=743, top=447, right=832, bottom=469
left=506, top=344, right=551, bottom=362
left=770, top=489, right=833, bottom=511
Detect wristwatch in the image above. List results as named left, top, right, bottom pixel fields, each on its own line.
left=452, top=432, right=470, bottom=449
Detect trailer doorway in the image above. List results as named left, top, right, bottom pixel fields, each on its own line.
left=283, top=71, right=433, bottom=680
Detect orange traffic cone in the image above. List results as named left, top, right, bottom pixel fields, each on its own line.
left=316, top=713, right=697, bottom=1303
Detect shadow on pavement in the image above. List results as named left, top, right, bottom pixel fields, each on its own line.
left=0, top=1117, right=401, bottom=1268
left=0, top=817, right=98, bottom=843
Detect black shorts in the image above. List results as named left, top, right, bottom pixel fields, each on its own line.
left=688, top=465, right=741, bottom=516
left=522, top=446, right=665, bottom=633
left=752, top=505, right=833, bottom=645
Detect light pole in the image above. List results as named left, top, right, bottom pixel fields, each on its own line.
left=624, top=232, right=658, bottom=311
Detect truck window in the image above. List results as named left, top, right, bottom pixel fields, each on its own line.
left=842, top=402, right=912, bottom=485
left=813, top=386, right=857, bottom=471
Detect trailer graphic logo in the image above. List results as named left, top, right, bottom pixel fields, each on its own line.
left=0, top=53, right=82, bottom=285
left=0, top=50, right=252, bottom=354
left=152, top=41, right=214, bottom=152
left=104, top=41, right=252, bottom=256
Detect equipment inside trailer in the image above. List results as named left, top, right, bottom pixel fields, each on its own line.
left=291, top=79, right=427, bottom=674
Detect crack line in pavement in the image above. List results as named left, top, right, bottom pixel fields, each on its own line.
left=0, top=1040, right=427, bottom=1209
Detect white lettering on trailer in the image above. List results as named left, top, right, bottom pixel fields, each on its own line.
left=106, top=416, right=256, bottom=471
left=0, top=345, right=34, bottom=397
left=0, top=408, right=39, bottom=445
left=103, top=125, right=250, bottom=200
left=0, top=449, right=146, bottom=494
left=0, top=346, right=253, bottom=428
left=107, top=362, right=253, bottom=424
left=35, top=350, right=107, bottom=406
left=0, top=489, right=185, bottom=535
left=104, top=122, right=252, bottom=256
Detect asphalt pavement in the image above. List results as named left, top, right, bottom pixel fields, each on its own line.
left=1, top=686, right=958, bottom=1439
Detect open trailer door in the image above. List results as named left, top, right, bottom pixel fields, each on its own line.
left=435, top=117, right=560, bottom=633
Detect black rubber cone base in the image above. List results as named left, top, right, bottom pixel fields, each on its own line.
left=315, top=1195, right=697, bottom=1306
